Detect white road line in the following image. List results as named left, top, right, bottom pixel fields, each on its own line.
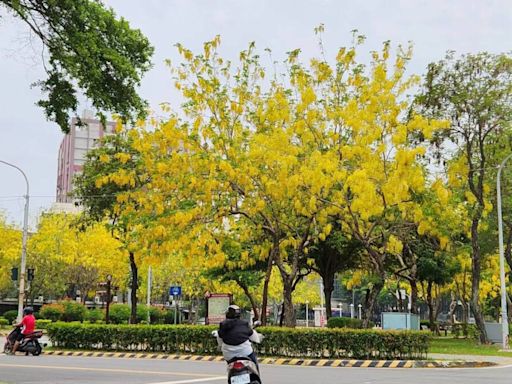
left=0, top=362, right=216, bottom=377
left=146, top=377, right=225, bottom=384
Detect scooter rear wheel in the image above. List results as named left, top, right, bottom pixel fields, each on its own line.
left=32, top=344, right=42, bottom=356
left=3, top=342, right=12, bottom=354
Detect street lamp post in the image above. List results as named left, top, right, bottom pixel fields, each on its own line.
left=358, top=304, right=362, bottom=320
left=496, top=154, right=511, bottom=350
left=0, top=160, right=29, bottom=322
left=305, top=300, right=309, bottom=328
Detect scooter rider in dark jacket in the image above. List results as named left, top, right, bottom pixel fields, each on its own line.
left=217, top=305, right=263, bottom=367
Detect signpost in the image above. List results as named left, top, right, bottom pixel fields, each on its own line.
left=169, top=286, right=182, bottom=324
left=205, top=293, right=232, bottom=325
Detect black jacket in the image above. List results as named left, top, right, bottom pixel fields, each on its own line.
left=218, top=318, right=253, bottom=346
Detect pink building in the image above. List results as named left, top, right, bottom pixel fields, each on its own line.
left=56, top=115, right=116, bottom=203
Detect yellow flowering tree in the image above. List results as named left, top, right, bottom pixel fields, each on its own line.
left=28, top=213, right=126, bottom=302
left=0, top=214, right=21, bottom=297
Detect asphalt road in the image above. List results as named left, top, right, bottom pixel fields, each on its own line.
left=1, top=354, right=512, bottom=384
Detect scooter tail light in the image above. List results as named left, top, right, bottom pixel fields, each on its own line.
left=232, top=361, right=246, bottom=370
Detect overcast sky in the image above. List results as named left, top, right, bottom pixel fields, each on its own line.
left=1, top=0, right=511, bottom=227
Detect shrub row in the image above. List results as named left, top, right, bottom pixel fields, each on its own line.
left=326, top=317, right=364, bottom=329
left=0, top=317, right=9, bottom=328
left=39, top=302, right=179, bottom=325
left=47, top=323, right=430, bottom=360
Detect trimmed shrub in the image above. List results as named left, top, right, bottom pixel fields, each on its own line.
left=47, top=323, right=430, bottom=360
left=40, top=303, right=65, bottom=322
left=36, top=319, right=52, bottom=329
left=60, top=301, right=87, bottom=322
left=163, top=309, right=179, bottom=324
left=3, top=310, right=18, bottom=324
left=0, top=317, right=9, bottom=328
left=136, top=305, right=166, bottom=324
left=327, top=317, right=364, bottom=329
left=86, top=309, right=104, bottom=324
left=109, top=304, right=130, bottom=324
left=452, top=323, right=480, bottom=339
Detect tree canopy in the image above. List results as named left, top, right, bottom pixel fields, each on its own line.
left=0, top=0, right=153, bottom=132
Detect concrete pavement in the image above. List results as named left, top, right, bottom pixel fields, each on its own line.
left=1, top=353, right=512, bottom=384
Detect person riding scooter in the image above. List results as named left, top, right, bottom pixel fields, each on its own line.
left=217, top=305, right=263, bottom=368
left=9, top=307, right=36, bottom=355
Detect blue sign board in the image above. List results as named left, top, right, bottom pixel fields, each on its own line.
left=169, top=286, right=182, bottom=296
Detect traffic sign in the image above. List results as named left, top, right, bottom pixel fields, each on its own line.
left=169, top=286, right=182, bottom=296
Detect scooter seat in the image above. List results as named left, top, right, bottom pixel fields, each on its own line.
left=226, top=356, right=254, bottom=364
left=23, top=331, right=43, bottom=339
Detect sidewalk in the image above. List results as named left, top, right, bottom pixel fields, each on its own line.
left=429, top=353, right=512, bottom=366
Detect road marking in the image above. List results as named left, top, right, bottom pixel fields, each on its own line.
left=146, top=376, right=225, bottom=384
left=0, top=363, right=217, bottom=378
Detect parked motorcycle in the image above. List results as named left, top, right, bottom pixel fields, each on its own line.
left=3, top=326, right=45, bottom=356
left=213, top=321, right=263, bottom=384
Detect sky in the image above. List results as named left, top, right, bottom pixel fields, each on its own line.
left=0, top=0, right=511, bottom=228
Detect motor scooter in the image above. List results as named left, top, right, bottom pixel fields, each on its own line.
left=212, top=321, right=263, bottom=384
left=3, top=326, right=45, bottom=356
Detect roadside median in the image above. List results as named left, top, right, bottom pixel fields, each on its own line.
left=42, top=350, right=497, bottom=368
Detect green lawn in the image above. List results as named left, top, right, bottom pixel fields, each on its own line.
left=429, top=337, right=512, bottom=357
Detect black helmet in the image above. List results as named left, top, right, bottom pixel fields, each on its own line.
left=225, top=304, right=241, bottom=319
left=23, top=307, right=34, bottom=315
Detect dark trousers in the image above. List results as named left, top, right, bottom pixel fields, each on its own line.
left=248, top=352, right=259, bottom=372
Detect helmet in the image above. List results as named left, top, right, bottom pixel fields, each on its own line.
left=23, top=307, right=34, bottom=315
left=225, top=304, right=241, bottom=319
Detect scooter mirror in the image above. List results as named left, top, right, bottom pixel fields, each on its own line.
left=253, top=320, right=262, bottom=328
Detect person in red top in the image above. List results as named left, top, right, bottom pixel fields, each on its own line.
left=11, top=307, right=36, bottom=354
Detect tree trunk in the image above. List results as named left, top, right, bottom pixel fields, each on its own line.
left=470, top=217, right=488, bottom=343
left=260, top=252, right=274, bottom=325
left=129, top=252, right=138, bottom=324
left=507, top=293, right=512, bottom=323
left=448, top=292, right=457, bottom=325
left=239, top=282, right=259, bottom=321
left=281, top=276, right=296, bottom=327
left=426, top=281, right=439, bottom=335
left=410, top=281, right=418, bottom=315
left=323, top=274, right=334, bottom=319
left=363, top=278, right=384, bottom=328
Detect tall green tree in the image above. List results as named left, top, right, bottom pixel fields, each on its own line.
left=309, top=225, right=361, bottom=319
left=416, top=51, right=512, bottom=342
left=74, top=130, right=145, bottom=323
left=0, top=0, right=153, bottom=132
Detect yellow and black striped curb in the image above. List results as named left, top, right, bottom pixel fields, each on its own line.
left=42, top=351, right=496, bottom=368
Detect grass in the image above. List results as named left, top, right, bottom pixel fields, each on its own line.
left=429, top=337, right=512, bottom=357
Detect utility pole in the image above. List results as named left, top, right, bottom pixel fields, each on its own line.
left=106, top=274, right=112, bottom=324
left=147, top=266, right=152, bottom=323
left=0, top=160, right=29, bottom=322
left=496, top=154, right=511, bottom=350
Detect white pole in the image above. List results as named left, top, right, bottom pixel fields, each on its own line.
left=0, top=160, right=29, bottom=322
left=350, top=303, right=354, bottom=319
left=306, top=301, right=309, bottom=328
left=358, top=304, right=362, bottom=320
left=497, top=154, right=511, bottom=350
left=147, top=266, right=152, bottom=323
left=320, top=279, right=327, bottom=327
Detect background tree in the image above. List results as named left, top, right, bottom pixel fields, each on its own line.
left=416, top=51, right=512, bottom=342
left=0, top=214, right=21, bottom=298
left=28, top=212, right=126, bottom=303
left=0, top=0, right=153, bottom=131
left=309, top=224, right=361, bottom=319
left=74, top=130, right=146, bottom=323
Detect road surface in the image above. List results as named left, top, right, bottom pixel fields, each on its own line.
left=1, top=353, right=512, bottom=384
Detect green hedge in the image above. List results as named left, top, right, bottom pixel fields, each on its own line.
left=0, top=317, right=9, bottom=328
left=3, top=310, right=18, bottom=324
left=327, top=317, right=364, bottom=329
left=451, top=323, right=480, bottom=339
left=47, top=323, right=430, bottom=360
left=36, top=319, right=53, bottom=329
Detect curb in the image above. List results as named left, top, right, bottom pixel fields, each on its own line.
left=42, top=351, right=496, bottom=368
